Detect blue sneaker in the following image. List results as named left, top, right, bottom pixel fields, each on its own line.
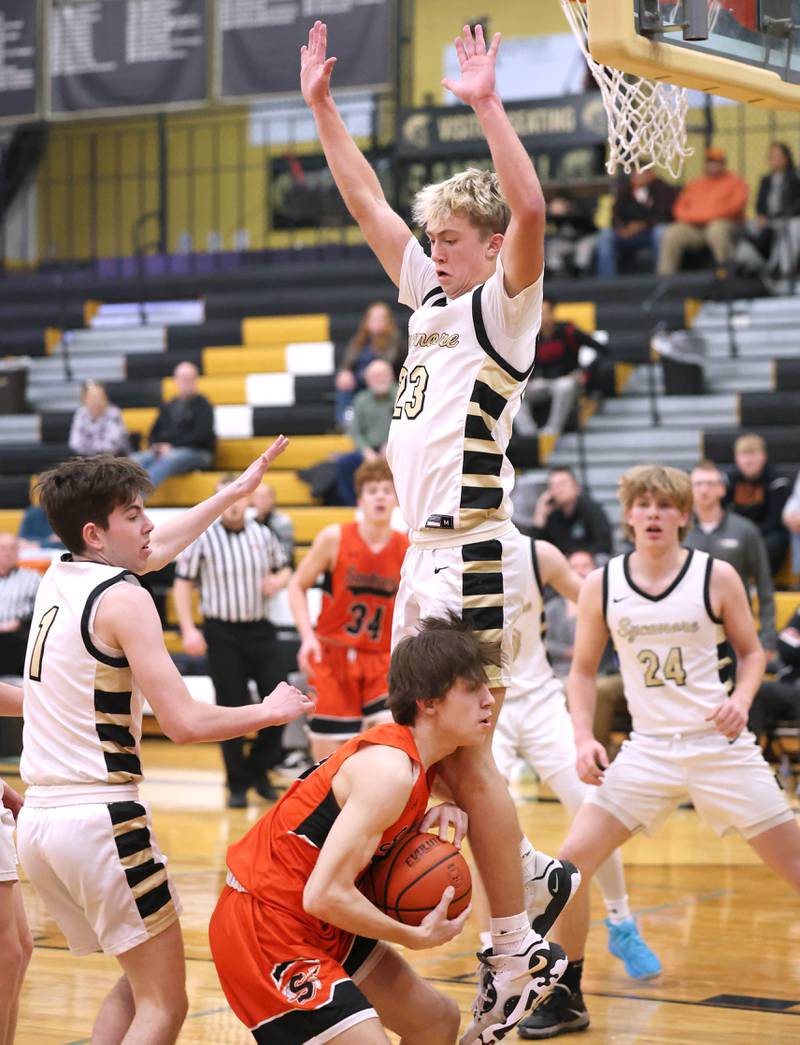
left=606, top=917, right=661, bottom=979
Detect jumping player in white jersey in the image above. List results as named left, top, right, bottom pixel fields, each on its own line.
left=487, top=541, right=660, bottom=1022
left=16, top=447, right=314, bottom=1044
left=523, top=464, right=800, bottom=1039
left=0, top=681, right=31, bottom=1045
left=301, top=20, right=575, bottom=1042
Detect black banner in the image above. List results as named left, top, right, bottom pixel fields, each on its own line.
left=220, top=0, right=391, bottom=99
left=0, top=1, right=38, bottom=121
left=49, top=0, right=207, bottom=116
left=396, top=95, right=609, bottom=159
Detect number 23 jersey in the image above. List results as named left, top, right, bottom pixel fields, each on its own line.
left=605, top=549, right=734, bottom=736
left=315, top=522, right=409, bottom=653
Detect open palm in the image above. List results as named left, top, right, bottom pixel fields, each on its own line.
left=300, top=19, right=337, bottom=107
left=442, top=24, right=500, bottom=107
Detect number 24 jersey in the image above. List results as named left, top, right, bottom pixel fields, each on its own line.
left=315, top=522, right=409, bottom=654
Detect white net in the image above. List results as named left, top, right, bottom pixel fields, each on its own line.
left=561, top=0, right=697, bottom=179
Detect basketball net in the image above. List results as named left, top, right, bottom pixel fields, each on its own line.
left=561, top=0, right=703, bottom=178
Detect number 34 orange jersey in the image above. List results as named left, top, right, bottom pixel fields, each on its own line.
left=315, top=522, right=409, bottom=654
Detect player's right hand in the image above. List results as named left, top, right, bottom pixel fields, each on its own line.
left=409, top=886, right=472, bottom=950
left=300, top=21, right=337, bottom=108
left=182, top=626, right=207, bottom=657
left=298, top=635, right=323, bottom=675
left=576, top=737, right=608, bottom=785
left=263, top=682, right=316, bottom=724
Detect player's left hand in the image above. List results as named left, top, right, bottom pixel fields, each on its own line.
left=441, top=24, right=500, bottom=108
left=1, top=780, right=24, bottom=821
left=232, top=436, right=289, bottom=497
left=705, top=695, right=748, bottom=740
left=419, top=802, right=468, bottom=848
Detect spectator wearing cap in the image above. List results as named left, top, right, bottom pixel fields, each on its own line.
left=658, top=147, right=748, bottom=275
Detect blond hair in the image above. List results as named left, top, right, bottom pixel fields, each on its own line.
left=734, top=432, right=766, bottom=454
left=411, top=168, right=510, bottom=238
left=618, top=464, right=693, bottom=542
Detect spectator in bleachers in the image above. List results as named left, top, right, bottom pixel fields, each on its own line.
left=748, top=604, right=800, bottom=758
left=18, top=488, right=64, bottom=552
left=0, top=534, right=40, bottom=676
left=68, top=380, right=129, bottom=458
left=334, top=302, right=403, bottom=428
left=532, top=466, right=613, bottom=558
left=725, top=433, right=791, bottom=576
left=685, top=459, right=777, bottom=655
left=657, top=147, right=748, bottom=275
left=596, top=169, right=677, bottom=277
left=252, top=480, right=296, bottom=566
left=173, top=475, right=292, bottom=807
left=782, top=471, right=800, bottom=581
left=544, top=192, right=598, bottom=277
left=131, top=361, right=215, bottom=491
left=515, top=296, right=606, bottom=437
left=335, top=359, right=397, bottom=506
left=751, top=142, right=800, bottom=277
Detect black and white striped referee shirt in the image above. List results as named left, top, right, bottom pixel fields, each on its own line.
left=175, top=519, right=288, bottom=623
left=0, top=566, right=41, bottom=624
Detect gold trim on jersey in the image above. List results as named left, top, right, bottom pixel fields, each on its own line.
left=109, top=800, right=179, bottom=936
left=93, top=661, right=142, bottom=785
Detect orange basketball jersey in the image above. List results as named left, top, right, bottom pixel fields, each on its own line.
left=226, top=723, right=433, bottom=922
left=315, top=522, right=409, bottom=653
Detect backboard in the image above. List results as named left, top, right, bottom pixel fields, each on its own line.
left=585, top=0, right=800, bottom=109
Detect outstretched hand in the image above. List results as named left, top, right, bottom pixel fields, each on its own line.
left=301, top=20, right=337, bottom=108
left=441, top=24, right=500, bottom=107
left=233, top=436, right=289, bottom=498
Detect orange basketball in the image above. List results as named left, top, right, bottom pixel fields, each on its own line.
left=359, top=831, right=472, bottom=926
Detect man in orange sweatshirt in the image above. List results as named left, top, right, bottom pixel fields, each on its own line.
left=657, top=147, right=749, bottom=275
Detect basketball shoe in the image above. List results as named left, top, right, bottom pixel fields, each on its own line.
left=460, top=932, right=568, bottom=1045
left=524, top=853, right=582, bottom=936
left=516, top=983, right=590, bottom=1039
left=606, top=917, right=661, bottom=979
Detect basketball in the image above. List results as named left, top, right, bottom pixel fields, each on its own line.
left=359, top=832, right=472, bottom=926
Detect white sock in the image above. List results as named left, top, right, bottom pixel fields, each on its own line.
left=520, top=835, right=536, bottom=878
left=604, top=894, right=631, bottom=924
left=490, top=912, right=531, bottom=955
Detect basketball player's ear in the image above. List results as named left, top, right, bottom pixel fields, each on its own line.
left=485, top=232, right=503, bottom=259
left=81, top=520, right=105, bottom=553
left=418, top=697, right=438, bottom=718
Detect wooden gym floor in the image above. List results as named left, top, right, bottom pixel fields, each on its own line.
left=6, top=739, right=800, bottom=1044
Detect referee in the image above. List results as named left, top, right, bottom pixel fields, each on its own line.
left=174, top=475, right=291, bottom=807
left=0, top=533, right=41, bottom=676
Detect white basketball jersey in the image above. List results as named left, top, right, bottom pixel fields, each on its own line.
left=21, top=557, right=145, bottom=788
left=605, top=549, right=733, bottom=736
left=506, top=541, right=563, bottom=704
left=387, top=237, right=542, bottom=541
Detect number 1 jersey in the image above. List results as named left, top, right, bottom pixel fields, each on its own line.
left=315, top=523, right=409, bottom=653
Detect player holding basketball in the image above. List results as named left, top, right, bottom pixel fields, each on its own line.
left=524, top=464, right=800, bottom=1038
left=288, top=459, right=408, bottom=761
left=0, top=681, right=32, bottom=1045
left=489, top=540, right=660, bottom=1006
left=211, top=616, right=545, bottom=1044
left=301, top=21, right=572, bottom=1041
left=15, top=446, right=314, bottom=1044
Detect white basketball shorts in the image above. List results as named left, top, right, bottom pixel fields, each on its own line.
left=585, top=729, right=795, bottom=840
left=0, top=805, right=18, bottom=882
left=17, top=793, right=182, bottom=956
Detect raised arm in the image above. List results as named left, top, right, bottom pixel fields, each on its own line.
left=143, top=436, right=288, bottom=572
left=567, top=568, right=612, bottom=783
left=300, top=21, right=412, bottom=285
left=303, top=745, right=470, bottom=949
left=96, top=583, right=314, bottom=744
left=535, top=540, right=582, bottom=603
left=443, top=25, right=545, bottom=295
left=287, top=524, right=340, bottom=674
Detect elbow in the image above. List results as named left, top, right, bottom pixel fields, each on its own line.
left=303, top=880, right=330, bottom=920
left=162, top=719, right=194, bottom=745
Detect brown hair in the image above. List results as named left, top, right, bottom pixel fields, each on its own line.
left=354, top=459, right=394, bottom=500
left=618, top=463, right=693, bottom=542
left=35, top=455, right=153, bottom=554
left=734, top=433, right=766, bottom=454
left=388, top=612, right=502, bottom=725
left=350, top=302, right=399, bottom=355
left=692, top=459, right=723, bottom=478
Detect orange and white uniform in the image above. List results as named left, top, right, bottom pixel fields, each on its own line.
left=309, top=522, right=408, bottom=740
left=209, top=722, right=433, bottom=1044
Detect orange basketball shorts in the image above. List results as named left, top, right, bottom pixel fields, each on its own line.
left=307, top=644, right=390, bottom=740
left=209, top=884, right=386, bottom=1043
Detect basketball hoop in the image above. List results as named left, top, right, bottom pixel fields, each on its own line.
left=561, top=0, right=694, bottom=178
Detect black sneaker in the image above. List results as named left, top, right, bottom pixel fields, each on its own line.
left=227, top=790, right=248, bottom=809
left=517, top=984, right=589, bottom=1039
left=524, top=855, right=582, bottom=937
left=253, top=776, right=278, bottom=802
